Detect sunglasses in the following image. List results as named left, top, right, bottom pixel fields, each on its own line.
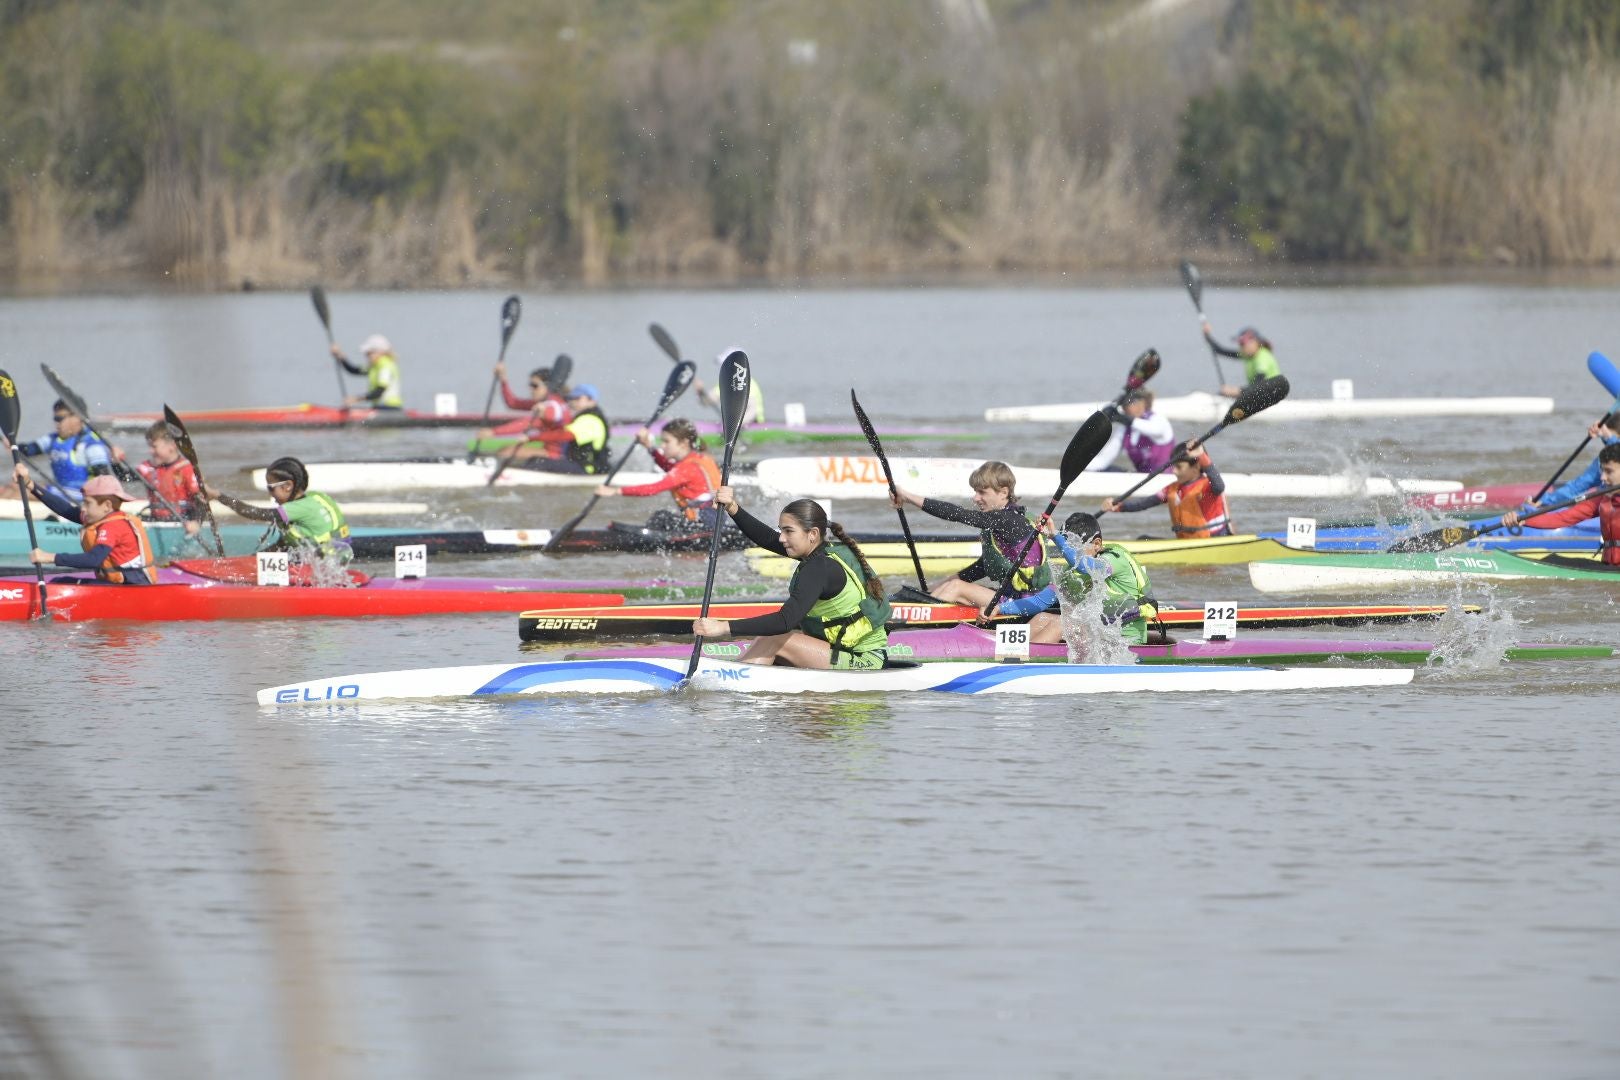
left=53, top=414, right=71, bottom=422
left=265, top=479, right=292, bottom=492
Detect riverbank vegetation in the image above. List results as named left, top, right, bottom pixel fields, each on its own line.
left=0, top=0, right=1616, bottom=288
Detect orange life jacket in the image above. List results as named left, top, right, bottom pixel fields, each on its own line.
left=81, top=511, right=156, bottom=584
left=1164, top=458, right=1231, bottom=538
left=676, top=453, right=723, bottom=520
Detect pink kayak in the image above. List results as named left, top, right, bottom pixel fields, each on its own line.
left=1405, top=483, right=1542, bottom=513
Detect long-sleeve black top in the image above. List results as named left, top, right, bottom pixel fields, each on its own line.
left=1203, top=331, right=1242, bottom=359
left=917, top=498, right=1036, bottom=583
left=727, top=504, right=849, bottom=636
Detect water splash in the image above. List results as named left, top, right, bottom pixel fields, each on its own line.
left=1423, top=580, right=1523, bottom=675
left=1052, top=533, right=1138, bottom=665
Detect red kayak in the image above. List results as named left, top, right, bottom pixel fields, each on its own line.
left=1406, top=483, right=1540, bottom=513
left=0, top=561, right=623, bottom=622
left=102, top=403, right=526, bottom=432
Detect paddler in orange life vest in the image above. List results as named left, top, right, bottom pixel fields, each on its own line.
left=12, top=467, right=156, bottom=584
left=1502, top=442, right=1620, bottom=566
left=1100, top=438, right=1232, bottom=537
left=592, top=417, right=723, bottom=529
left=137, top=420, right=203, bottom=539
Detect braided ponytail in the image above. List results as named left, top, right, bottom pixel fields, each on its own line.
left=827, top=522, right=885, bottom=600
left=780, top=499, right=885, bottom=599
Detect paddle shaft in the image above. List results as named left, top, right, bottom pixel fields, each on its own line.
left=688, top=441, right=739, bottom=671
left=1477, top=485, right=1618, bottom=540
left=852, top=391, right=928, bottom=593
left=3, top=436, right=49, bottom=617
left=1532, top=425, right=1607, bottom=504
left=312, top=286, right=346, bottom=403
left=164, top=407, right=226, bottom=556
left=687, top=352, right=751, bottom=680
left=1181, top=261, right=1225, bottom=387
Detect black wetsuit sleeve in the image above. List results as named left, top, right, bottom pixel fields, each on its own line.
left=337, top=355, right=368, bottom=377
left=728, top=553, right=844, bottom=636
left=919, top=497, right=996, bottom=528
left=1203, top=459, right=1226, bottom=496
left=1203, top=332, right=1241, bottom=359
left=28, top=483, right=83, bottom=523
left=362, top=384, right=385, bottom=403
left=214, top=491, right=282, bottom=523
left=1118, top=493, right=1163, bottom=513
left=730, top=504, right=786, bottom=555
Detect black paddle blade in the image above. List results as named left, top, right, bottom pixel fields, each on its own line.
left=1179, top=260, right=1203, bottom=308
left=659, top=361, right=696, bottom=410
left=500, top=295, right=522, bottom=344
left=40, top=363, right=89, bottom=421
left=717, top=350, right=751, bottom=446
left=1385, top=526, right=1471, bottom=555
left=311, top=285, right=331, bottom=330
left=550, top=354, right=574, bottom=392
left=163, top=405, right=201, bottom=470
left=851, top=389, right=881, bottom=447
left=0, top=368, right=21, bottom=443
left=1223, top=374, right=1290, bottom=425
left=1125, top=348, right=1160, bottom=391
left=1057, top=411, right=1115, bottom=492
left=649, top=323, right=681, bottom=363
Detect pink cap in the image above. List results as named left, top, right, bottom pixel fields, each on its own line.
left=82, top=474, right=138, bottom=502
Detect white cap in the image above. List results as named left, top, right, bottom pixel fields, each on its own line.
left=361, top=334, right=392, bottom=354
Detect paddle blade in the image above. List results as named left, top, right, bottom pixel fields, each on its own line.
left=550, top=354, right=574, bottom=392
left=500, top=295, right=521, bottom=345
left=1124, top=348, right=1160, bottom=391
left=311, top=285, right=331, bottom=330
left=1057, top=411, right=1115, bottom=491
left=649, top=323, right=681, bottom=363
left=1385, top=526, right=1472, bottom=554
left=162, top=405, right=201, bottom=468
left=0, top=368, right=21, bottom=443
left=1223, top=374, right=1290, bottom=425
left=39, top=363, right=89, bottom=421
left=1179, top=260, right=1203, bottom=309
left=1590, top=350, right=1620, bottom=400
left=717, top=350, right=751, bottom=448
left=659, top=361, right=696, bottom=411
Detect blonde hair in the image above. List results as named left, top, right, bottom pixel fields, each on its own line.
left=968, top=460, right=1016, bottom=499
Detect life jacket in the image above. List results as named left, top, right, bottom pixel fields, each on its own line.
left=280, top=491, right=351, bottom=558
left=978, top=507, right=1050, bottom=598
left=81, top=511, right=155, bottom=584
left=675, top=453, right=722, bottom=521
left=794, top=543, right=890, bottom=657
left=1245, top=346, right=1280, bottom=385
left=1095, top=543, right=1156, bottom=624
left=1124, top=413, right=1176, bottom=473
left=137, top=457, right=198, bottom=520
left=1165, top=460, right=1231, bottom=538
left=565, top=406, right=611, bottom=474
left=45, top=430, right=110, bottom=497
left=369, top=353, right=403, bottom=408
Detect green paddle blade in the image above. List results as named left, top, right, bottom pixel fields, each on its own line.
left=500, top=295, right=521, bottom=346
left=0, top=368, right=21, bottom=443
left=650, top=323, right=681, bottom=363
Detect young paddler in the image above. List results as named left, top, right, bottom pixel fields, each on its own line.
left=1522, top=412, right=1620, bottom=511
left=207, top=456, right=352, bottom=562
left=593, top=418, right=721, bottom=529
left=889, top=461, right=1051, bottom=610
left=690, top=485, right=891, bottom=669
left=331, top=334, right=403, bottom=409
left=17, top=399, right=119, bottom=501
left=1202, top=322, right=1281, bottom=399
left=1100, top=438, right=1232, bottom=538
left=1502, top=443, right=1620, bottom=565
left=995, top=512, right=1156, bottom=645
left=480, top=362, right=574, bottom=451
left=13, top=467, right=155, bottom=584
left=137, top=420, right=203, bottom=538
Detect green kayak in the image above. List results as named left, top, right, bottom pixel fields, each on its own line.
left=1250, top=549, right=1620, bottom=594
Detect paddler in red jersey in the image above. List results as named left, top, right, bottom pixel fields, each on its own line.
left=136, top=420, right=202, bottom=539
left=13, top=467, right=156, bottom=583
left=1502, top=442, right=1620, bottom=564
left=1100, top=438, right=1232, bottom=537
left=592, top=418, right=722, bottom=529
left=478, top=361, right=573, bottom=459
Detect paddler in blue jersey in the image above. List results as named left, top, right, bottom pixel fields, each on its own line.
left=691, top=485, right=890, bottom=669
left=1520, top=411, right=1620, bottom=512
left=995, top=512, right=1158, bottom=645
left=16, top=399, right=120, bottom=501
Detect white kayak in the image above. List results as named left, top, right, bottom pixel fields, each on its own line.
left=984, top=391, right=1554, bottom=424
left=754, top=455, right=1460, bottom=500
left=249, top=460, right=670, bottom=493
left=0, top=498, right=427, bottom=520
left=258, top=656, right=1413, bottom=704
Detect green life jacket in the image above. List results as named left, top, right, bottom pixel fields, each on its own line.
left=565, top=406, right=611, bottom=474
left=369, top=353, right=403, bottom=407
left=281, top=490, right=351, bottom=557
left=1245, top=346, right=1280, bottom=386
left=794, top=543, right=890, bottom=656
left=978, top=512, right=1051, bottom=598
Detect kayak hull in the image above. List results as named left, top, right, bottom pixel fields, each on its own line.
left=985, top=392, right=1554, bottom=424
left=1250, top=550, right=1620, bottom=593
left=257, top=656, right=1414, bottom=704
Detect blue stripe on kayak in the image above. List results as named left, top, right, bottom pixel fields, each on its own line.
left=928, top=663, right=1256, bottom=694
left=475, top=660, right=683, bottom=695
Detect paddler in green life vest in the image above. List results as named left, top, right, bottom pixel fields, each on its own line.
left=332, top=333, right=404, bottom=409
left=692, top=486, right=891, bottom=669
left=994, top=512, right=1159, bottom=645
left=1202, top=320, right=1280, bottom=399
left=207, top=456, right=353, bottom=564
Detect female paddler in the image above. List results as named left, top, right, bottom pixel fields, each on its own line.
left=207, top=456, right=352, bottom=563
left=592, top=418, right=721, bottom=530
left=690, top=485, right=891, bottom=669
